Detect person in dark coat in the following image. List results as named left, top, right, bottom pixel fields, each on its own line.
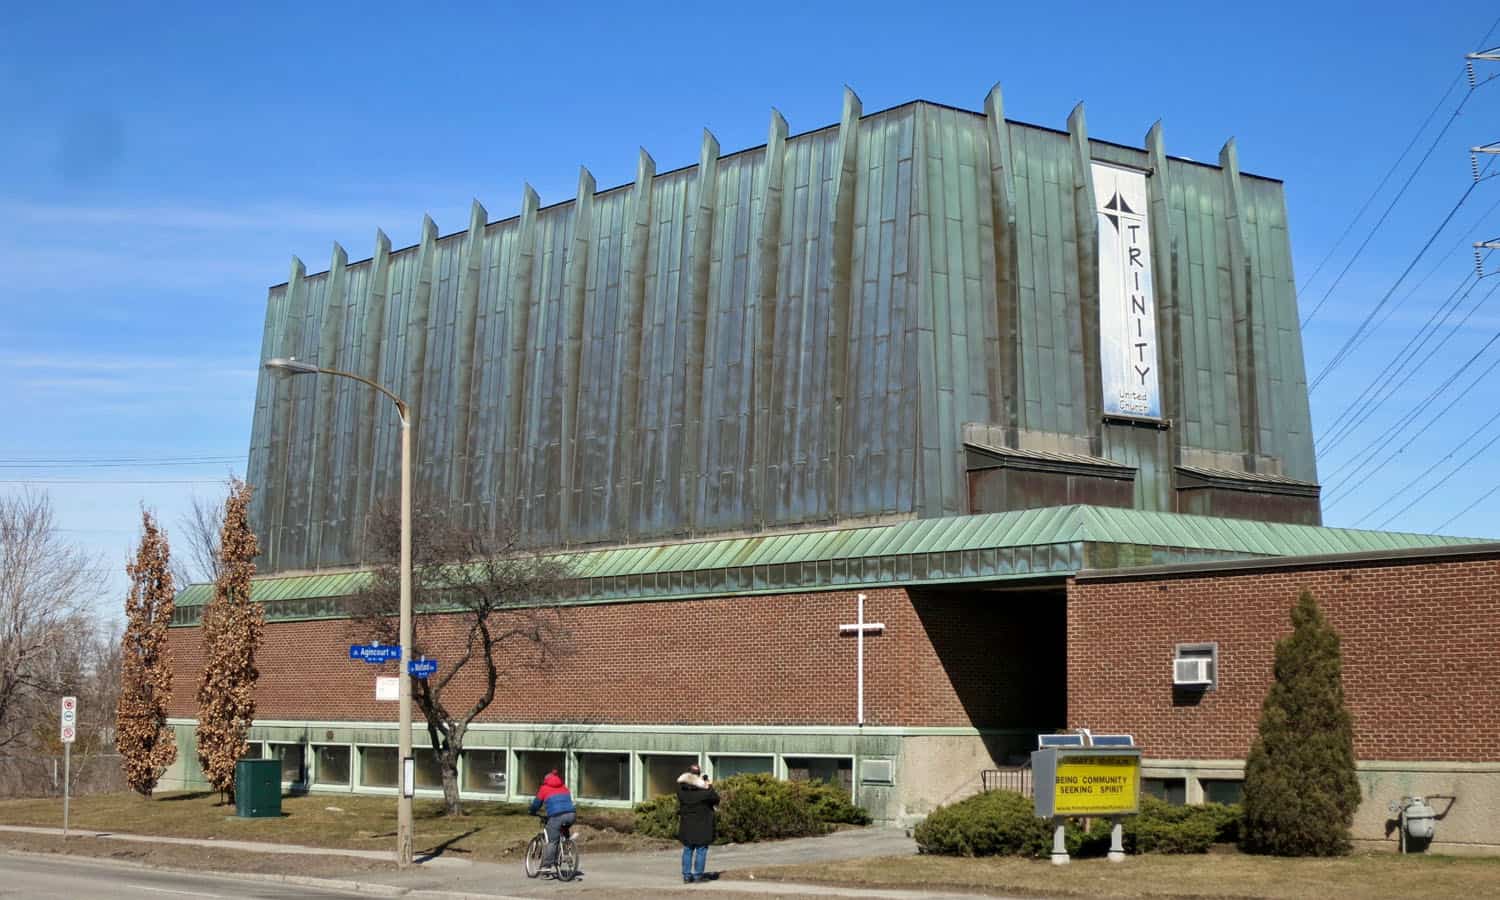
left=676, top=764, right=719, bottom=883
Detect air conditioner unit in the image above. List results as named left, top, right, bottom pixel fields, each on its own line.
left=1173, top=656, right=1214, bottom=687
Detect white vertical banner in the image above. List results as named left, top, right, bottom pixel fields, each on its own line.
left=1093, top=162, right=1161, bottom=418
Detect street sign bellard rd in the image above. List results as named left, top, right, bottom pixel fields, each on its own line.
left=60, top=696, right=76, bottom=744
left=408, top=659, right=438, bottom=679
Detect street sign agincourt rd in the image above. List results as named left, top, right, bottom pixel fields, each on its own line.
left=349, top=643, right=402, bottom=663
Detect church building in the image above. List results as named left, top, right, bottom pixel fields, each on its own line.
left=163, top=85, right=1500, bottom=853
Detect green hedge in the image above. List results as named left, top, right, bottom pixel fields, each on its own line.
left=633, top=774, right=870, bottom=844
left=914, top=790, right=1057, bottom=858
left=915, top=791, right=1243, bottom=857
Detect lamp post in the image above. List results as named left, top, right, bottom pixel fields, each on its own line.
left=264, top=357, right=414, bottom=867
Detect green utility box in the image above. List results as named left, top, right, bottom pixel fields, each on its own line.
left=234, top=758, right=282, bottom=818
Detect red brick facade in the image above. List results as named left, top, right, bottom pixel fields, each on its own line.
left=167, top=586, right=1064, bottom=730
left=1067, top=555, right=1500, bottom=762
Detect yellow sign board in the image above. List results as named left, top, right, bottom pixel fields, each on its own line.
left=1051, top=753, right=1140, bottom=816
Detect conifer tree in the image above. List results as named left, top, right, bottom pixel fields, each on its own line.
left=115, top=510, right=178, bottom=797
left=1241, top=590, right=1362, bottom=856
left=194, top=480, right=262, bottom=803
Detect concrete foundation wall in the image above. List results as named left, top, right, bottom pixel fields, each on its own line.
left=1145, top=758, right=1500, bottom=855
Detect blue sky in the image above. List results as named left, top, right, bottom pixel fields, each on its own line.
left=2, top=1, right=1498, bottom=611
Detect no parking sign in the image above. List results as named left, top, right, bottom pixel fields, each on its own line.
left=60, top=696, right=76, bottom=744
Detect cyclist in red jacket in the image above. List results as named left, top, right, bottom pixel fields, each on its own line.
left=528, top=770, right=576, bottom=874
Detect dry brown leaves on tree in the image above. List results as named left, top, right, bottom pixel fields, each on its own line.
left=115, top=510, right=178, bottom=797
left=194, top=480, right=262, bottom=801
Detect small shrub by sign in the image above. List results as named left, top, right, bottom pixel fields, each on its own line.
left=914, top=790, right=1056, bottom=858
left=1123, top=796, right=1225, bottom=854
left=633, top=774, right=868, bottom=843
left=916, top=790, right=1243, bottom=857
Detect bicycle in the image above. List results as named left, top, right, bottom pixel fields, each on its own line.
left=523, top=814, right=579, bottom=881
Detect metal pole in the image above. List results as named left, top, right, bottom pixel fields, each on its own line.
left=63, top=743, right=70, bottom=841
left=397, top=412, right=414, bottom=867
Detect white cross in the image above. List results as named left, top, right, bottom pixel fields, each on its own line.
left=838, top=592, right=885, bottom=726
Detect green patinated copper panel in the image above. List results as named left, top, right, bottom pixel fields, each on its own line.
left=246, top=94, right=1324, bottom=578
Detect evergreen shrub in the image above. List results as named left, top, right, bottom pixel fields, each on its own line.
left=632, top=774, right=869, bottom=843
left=1241, top=590, right=1362, bottom=857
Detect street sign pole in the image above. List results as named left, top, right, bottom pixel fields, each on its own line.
left=60, top=696, right=76, bottom=841
left=63, top=741, right=70, bottom=840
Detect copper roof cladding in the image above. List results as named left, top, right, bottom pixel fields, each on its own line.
left=246, top=87, right=1315, bottom=575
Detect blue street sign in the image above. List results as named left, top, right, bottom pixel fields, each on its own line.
left=349, top=644, right=401, bottom=663
left=408, top=659, right=438, bottom=679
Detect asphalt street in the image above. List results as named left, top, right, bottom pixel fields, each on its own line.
left=0, top=852, right=364, bottom=899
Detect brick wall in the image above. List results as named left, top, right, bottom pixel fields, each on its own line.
left=167, top=586, right=1064, bottom=729
left=1068, top=556, right=1500, bottom=762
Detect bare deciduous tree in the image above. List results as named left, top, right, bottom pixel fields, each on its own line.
left=0, top=491, right=102, bottom=753
left=172, top=492, right=224, bottom=588
left=350, top=507, right=573, bottom=815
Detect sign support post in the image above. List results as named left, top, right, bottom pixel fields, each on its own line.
left=1051, top=817, right=1068, bottom=866
left=60, top=696, right=76, bottom=840
left=1108, top=815, right=1125, bottom=862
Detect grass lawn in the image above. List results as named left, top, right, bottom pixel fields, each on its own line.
left=728, top=850, right=1500, bottom=899
left=0, top=791, right=659, bottom=860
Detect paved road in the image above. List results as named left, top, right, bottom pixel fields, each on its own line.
left=0, top=826, right=1029, bottom=898
left=0, top=852, right=364, bottom=899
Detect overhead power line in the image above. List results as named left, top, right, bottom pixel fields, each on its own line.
left=1316, top=259, right=1495, bottom=458
left=1309, top=168, right=1492, bottom=391
left=0, top=459, right=240, bottom=470
left=0, top=454, right=242, bottom=464
left=1298, top=72, right=1466, bottom=320
left=1372, top=422, right=1500, bottom=529
left=1323, top=279, right=1500, bottom=507
left=1433, top=482, right=1500, bottom=532
left=0, top=479, right=232, bottom=486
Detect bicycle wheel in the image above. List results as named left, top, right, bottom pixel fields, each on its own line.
left=555, top=837, right=579, bottom=882
left=523, top=833, right=545, bottom=878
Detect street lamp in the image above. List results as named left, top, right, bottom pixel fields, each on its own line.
left=263, top=356, right=415, bottom=867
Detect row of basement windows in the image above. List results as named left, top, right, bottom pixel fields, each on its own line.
left=1143, top=777, right=1243, bottom=806
left=257, top=742, right=853, bottom=803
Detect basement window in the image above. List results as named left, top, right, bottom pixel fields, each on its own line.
left=1143, top=777, right=1186, bottom=805
left=577, top=753, right=630, bottom=801
left=314, top=746, right=350, bottom=786
left=642, top=754, right=699, bottom=798
left=360, top=747, right=398, bottom=789
left=785, top=756, right=854, bottom=797
left=1201, top=779, right=1244, bottom=805
left=709, top=755, right=774, bottom=779
left=413, top=749, right=445, bottom=790
left=461, top=749, right=507, bottom=794
left=266, top=742, right=305, bottom=785
left=515, top=750, right=565, bottom=795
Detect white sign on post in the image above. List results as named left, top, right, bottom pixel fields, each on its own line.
left=60, top=696, right=76, bottom=840
left=375, top=676, right=399, bottom=702
left=60, top=696, right=76, bottom=744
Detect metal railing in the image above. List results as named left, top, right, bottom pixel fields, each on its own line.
left=980, top=765, right=1033, bottom=797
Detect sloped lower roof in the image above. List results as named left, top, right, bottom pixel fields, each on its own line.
left=175, top=505, right=1488, bottom=608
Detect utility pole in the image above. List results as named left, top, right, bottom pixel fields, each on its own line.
left=1466, top=46, right=1498, bottom=278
